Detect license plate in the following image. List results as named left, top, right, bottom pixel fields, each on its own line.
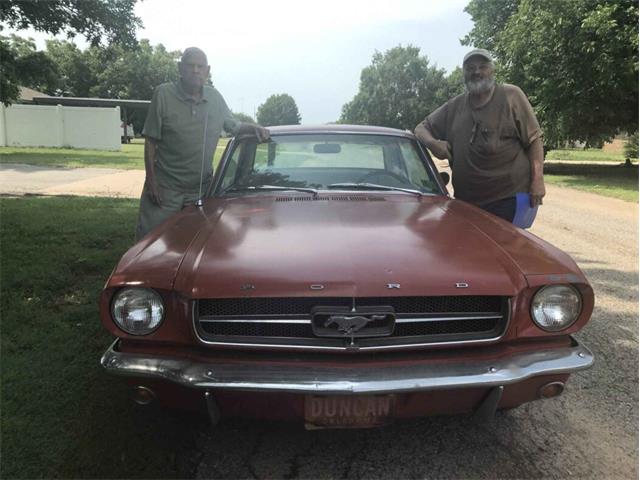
left=304, top=394, right=396, bottom=429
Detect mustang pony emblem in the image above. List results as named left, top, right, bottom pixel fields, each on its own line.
left=324, top=314, right=386, bottom=334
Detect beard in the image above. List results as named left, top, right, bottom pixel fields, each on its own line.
left=465, top=76, right=496, bottom=94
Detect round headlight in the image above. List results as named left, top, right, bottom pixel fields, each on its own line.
left=531, top=285, right=582, bottom=332
left=111, top=287, right=164, bottom=335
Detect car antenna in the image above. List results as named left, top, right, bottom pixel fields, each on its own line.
left=195, top=111, right=209, bottom=209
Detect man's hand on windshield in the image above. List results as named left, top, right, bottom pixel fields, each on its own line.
left=236, top=123, right=270, bottom=142
left=430, top=140, right=452, bottom=161
left=253, top=125, right=270, bottom=142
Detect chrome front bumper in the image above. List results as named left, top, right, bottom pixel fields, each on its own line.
left=100, top=338, right=593, bottom=394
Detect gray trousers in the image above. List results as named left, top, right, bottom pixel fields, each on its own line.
left=134, top=183, right=201, bottom=241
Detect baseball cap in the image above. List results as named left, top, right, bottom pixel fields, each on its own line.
left=463, top=48, right=493, bottom=65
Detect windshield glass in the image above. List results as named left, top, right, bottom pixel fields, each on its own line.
left=217, top=134, right=440, bottom=195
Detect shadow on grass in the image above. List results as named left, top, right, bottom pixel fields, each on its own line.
left=0, top=196, right=204, bottom=478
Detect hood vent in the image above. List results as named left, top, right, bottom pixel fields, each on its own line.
left=275, top=196, right=386, bottom=202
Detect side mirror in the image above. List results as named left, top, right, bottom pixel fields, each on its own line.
left=440, top=172, right=450, bottom=185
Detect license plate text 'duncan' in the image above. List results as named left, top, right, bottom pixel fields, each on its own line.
left=304, top=395, right=395, bottom=428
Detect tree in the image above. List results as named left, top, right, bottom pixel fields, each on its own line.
left=0, top=0, right=140, bottom=46
left=0, top=0, right=141, bottom=104
left=444, top=66, right=465, bottom=99
left=44, top=39, right=99, bottom=97
left=339, top=45, right=451, bottom=130
left=462, top=0, right=520, bottom=52
left=256, top=94, right=301, bottom=126
left=39, top=39, right=180, bottom=131
left=0, top=35, right=59, bottom=103
left=232, top=112, right=255, bottom=124
left=89, top=40, right=179, bottom=100
left=624, top=132, right=638, bottom=159
left=462, top=0, right=638, bottom=147
left=88, top=40, right=180, bottom=132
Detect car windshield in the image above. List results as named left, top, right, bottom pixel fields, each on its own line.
left=216, top=134, right=441, bottom=195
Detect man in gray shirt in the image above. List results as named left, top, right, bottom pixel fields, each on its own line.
left=414, top=49, right=544, bottom=222
left=135, top=47, right=269, bottom=241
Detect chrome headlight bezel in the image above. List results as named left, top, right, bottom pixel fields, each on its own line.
left=530, top=284, right=582, bottom=332
left=111, top=287, right=165, bottom=336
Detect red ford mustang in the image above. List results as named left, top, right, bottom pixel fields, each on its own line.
left=101, top=125, right=594, bottom=428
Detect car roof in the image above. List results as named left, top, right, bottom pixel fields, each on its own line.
left=266, top=124, right=416, bottom=139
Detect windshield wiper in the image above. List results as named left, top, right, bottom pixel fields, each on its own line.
left=327, top=182, right=424, bottom=197
left=224, top=185, right=319, bottom=197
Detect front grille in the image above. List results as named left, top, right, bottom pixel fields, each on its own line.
left=194, top=296, right=509, bottom=351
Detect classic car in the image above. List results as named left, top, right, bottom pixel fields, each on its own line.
left=100, top=124, right=594, bottom=428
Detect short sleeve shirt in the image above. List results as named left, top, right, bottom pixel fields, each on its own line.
left=143, top=82, right=240, bottom=192
left=424, top=83, right=542, bottom=205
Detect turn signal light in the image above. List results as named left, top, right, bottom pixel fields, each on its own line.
left=132, top=386, right=156, bottom=405
left=538, top=381, right=565, bottom=399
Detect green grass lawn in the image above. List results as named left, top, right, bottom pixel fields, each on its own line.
left=1, top=197, right=207, bottom=479
left=545, top=163, right=638, bottom=202
left=0, top=138, right=230, bottom=170
left=545, top=148, right=629, bottom=162
left=0, top=143, right=146, bottom=169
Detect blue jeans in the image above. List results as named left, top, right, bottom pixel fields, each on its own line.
left=478, top=196, right=516, bottom=222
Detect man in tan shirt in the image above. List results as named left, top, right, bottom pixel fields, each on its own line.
left=414, top=48, right=545, bottom=222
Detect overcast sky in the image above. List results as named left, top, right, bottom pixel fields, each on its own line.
left=15, top=0, right=475, bottom=124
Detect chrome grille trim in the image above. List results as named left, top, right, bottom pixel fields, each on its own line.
left=193, top=297, right=511, bottom=352
left=198, top=314, right=503, bottom=324
left=397, top=314, right=503, bottom=323
left=199, top=318, right=311, bottom=324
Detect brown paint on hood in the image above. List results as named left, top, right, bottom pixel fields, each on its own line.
left=110, top=194, right=585, bottom=298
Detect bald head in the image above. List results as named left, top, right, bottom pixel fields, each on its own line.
left=178, top=47, right=210, bottom=94
left=181, top=47, right=208, bottom=64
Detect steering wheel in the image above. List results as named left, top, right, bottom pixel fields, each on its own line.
left=355, top=170, right=412, bottom=186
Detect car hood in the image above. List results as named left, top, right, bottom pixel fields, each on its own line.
left=109, top=194, right=585, bottom=297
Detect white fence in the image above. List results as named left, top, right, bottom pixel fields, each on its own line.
left=0, top=103, right=121, bottom=151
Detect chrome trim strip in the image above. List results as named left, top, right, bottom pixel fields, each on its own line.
left=199, top=318, right=311, bottom=324
left=198, top=314, right=502, bottom=324
left=201, top=313, right=312, bottom=319
left=395, top=314, right=502, bottom=323
left=101, top=338, right=594, bottom=394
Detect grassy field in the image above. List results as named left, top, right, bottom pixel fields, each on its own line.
left=1, top=197, right=207, bottom=479
left=545, top=148, right=629, bottom=162
left=0, top=143, right=146, bottom=169
left=0, top=138, right=230, bottom=170
left=544, top=163, right=638, bottom=202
